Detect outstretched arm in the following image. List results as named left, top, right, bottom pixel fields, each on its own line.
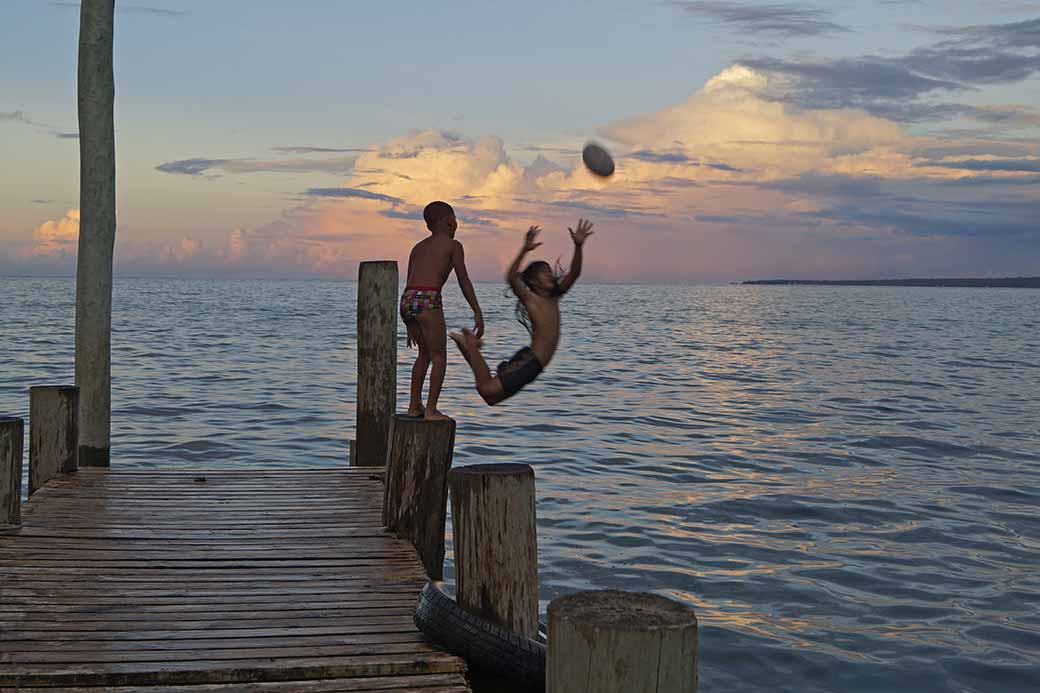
left=559, top=218, right=593, bottom=294
left=452, top=242, right=484, bottom=338
left=507, top=226, right=542, bottom=298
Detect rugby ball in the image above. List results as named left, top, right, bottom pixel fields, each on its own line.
left=582, top=142, right=615, bottom=177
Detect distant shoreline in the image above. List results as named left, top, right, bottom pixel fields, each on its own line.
left=742, top=277, right=1040, bottom=288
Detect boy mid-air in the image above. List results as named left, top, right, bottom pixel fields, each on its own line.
left=451, top=218, right=593, bottom=404
left=400, top=201, right=484, bottom=421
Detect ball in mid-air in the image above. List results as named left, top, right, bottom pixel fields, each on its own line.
left=582, top=142, right=615, bottom=178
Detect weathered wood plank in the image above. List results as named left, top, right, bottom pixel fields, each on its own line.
left=0, top=672, right=469, bottom=692
left=1, top=468, right=468, bottom=690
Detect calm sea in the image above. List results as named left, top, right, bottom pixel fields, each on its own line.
left=2, top=276, right=1038, bottom=692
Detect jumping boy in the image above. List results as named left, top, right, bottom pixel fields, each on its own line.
left=400, top=201, right=484, bottom=421
left=450, top=218, right=593, bottom=404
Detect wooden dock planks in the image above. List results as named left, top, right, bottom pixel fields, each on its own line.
left=0, top=468, right=470, bottom=691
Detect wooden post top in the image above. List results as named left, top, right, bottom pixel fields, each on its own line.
left=29, top=385, right=78, bottom=393
left=549, top=590, right=698, bottom=630
left=449, top=462, right=533, bottom=478
left=0, top=416, right=23, bottom=425
left=393, top=413, right=456, bottom=426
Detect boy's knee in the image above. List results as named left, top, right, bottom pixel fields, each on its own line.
left=429, top=348, right=447, bottom=362
left=476, top=381, right=500, bottom=405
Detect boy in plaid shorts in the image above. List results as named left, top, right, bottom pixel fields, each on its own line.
left=400, top=201, right=484, bottom=421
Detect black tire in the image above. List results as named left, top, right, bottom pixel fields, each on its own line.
left=414, top=581, right=546, bottom=690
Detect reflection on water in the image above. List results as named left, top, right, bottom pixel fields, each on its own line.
left=2, top=277, right=1038, bottom=693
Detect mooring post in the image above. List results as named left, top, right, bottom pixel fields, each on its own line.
left=382, top=414, right=455, bottom=579
left=29, top=385, right=79, bottom=496
left=547, top=590, right=699, bottom=693
left=354, top=260, right=398, bottom=467
left=448, top=463, right=539, bottom=638
left=1, top=417, right=25, bottom=528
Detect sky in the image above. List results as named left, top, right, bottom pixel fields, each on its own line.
left=1, top=0, right=1039, bottom=282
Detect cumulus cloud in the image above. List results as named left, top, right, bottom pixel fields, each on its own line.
left=27, top=209, right=80, bottom=258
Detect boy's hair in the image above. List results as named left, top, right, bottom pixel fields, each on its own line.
left=514, top=260, right=564, bottom=335
left=423, top=201, right=454, bottom=230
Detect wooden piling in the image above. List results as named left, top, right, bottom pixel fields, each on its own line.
left=354, top=260, right=398, bottom=467
left=382, top=414, right=456, bottom=579
left=1, top=416, right=25, bottom=527
left=448, top=463, right=539, bottom=638
left=29, top=385, right=79, bottom=496
left=547, top=590, right=699, bottom=693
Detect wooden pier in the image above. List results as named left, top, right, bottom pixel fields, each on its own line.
left=0, top=467, right=470, bottom=692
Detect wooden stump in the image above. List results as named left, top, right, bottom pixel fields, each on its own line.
left=0, top=417, right=25, bottom=527
left=382, top=414, right=456, bottom=579
left=354, top=260, right=398, bottom=467
left=547, top=590, right=699, bottom=693
left=29, top=385, right=79, bottom=496
left=449, top=463, right=538, bottom=638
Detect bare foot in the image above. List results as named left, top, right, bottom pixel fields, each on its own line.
left=424, top=409, right=452, bottom=422
left=406, top=404, right=425, bottom=417
left=450, top=328, right=483, bottom=363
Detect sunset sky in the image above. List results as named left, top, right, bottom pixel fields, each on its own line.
left=2, top=1, right=1039, bottom=282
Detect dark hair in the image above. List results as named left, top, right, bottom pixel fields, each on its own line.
left=514, top=260, right=564, bottom=335
left=423, top=201, right=454, bottom=230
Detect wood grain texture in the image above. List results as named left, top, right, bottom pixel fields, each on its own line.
left=448, top=463, right=538, bottom=638
left=0, top=417, right=24, bottom=527
left=547, top=590, right=698, bottom=693
left=0, top=468, right=468, bottom=690
left=382, top=416, right=455, bottom=580
left=355, top=261, right=398, bottom=467
left=29, top=385, right=79, bottom=496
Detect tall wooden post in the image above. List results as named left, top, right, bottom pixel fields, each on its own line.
left=75, top=0, right=116, bottom=468
left=449, top=463, right=539, bottom=638
left=382, top=414, right=455, bottom=579
left=355, top=260, right=397, bottom=467
left=30, top=385, right=79, bottom=496
left=548, top=590, right=699, bottom=693
left=1, top=417, right=25, bottom=528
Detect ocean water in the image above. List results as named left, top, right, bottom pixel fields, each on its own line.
left=2, top=276, right=1038, bottom=692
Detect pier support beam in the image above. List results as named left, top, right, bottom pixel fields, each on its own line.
left=1, top=417, right=25, bottom=528
left=449, top=463, right=539, bottom=638
left=382, top=414, right=455, bottom=579
left=30, top=385, right=79, bottom=496
left=354, top=260, right=398, bottom=467
left=548, top=590, right=699, bottom=693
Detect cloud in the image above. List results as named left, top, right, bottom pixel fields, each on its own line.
left=737, top=16, right=1040, bottom=122
left=603, top=64, right=905, bottom=176
left=921, top=158, right=1040, bottom=172
left=156, top=158, right=227, bottom=176
left=1, top=110, right=78, bottom=139
left=270, top=146, right=372, bottom=154
left=671, top=1, right=848, bottom=37
left=304, top=187, right=404, bottom=203
left=156, top=155, right=358, bottom=176
left=50, top=2, right=188, bottom=17
left=27, top=209, right=79, bottom=258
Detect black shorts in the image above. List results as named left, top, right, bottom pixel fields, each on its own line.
left=496, top=347, right=544, bottom=400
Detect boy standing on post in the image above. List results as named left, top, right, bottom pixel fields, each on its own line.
left=399, top=201, right=484, bottom=421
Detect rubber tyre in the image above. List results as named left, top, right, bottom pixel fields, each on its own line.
left=414, top=581, right=546, bottom=689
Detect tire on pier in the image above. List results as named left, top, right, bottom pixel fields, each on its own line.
left=414, top=581, right=546, bottom=690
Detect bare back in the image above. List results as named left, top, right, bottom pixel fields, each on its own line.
left=406, top=234, right=458, bottom=288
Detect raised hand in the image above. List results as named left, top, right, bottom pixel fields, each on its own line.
left=523, top=225, right=543, bottom=252
left=569, top=218, right=594, bottom=245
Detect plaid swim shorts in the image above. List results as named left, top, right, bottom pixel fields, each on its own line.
left=400, top=286, right=442, bottom=322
